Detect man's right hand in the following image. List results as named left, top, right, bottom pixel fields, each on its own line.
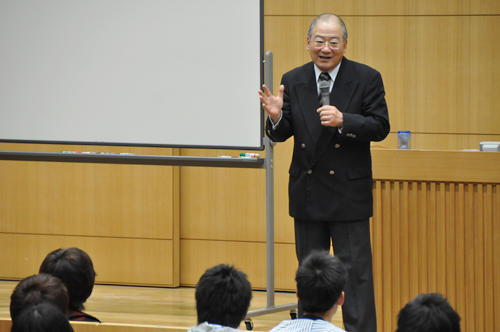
left=258, top=84, right=284, bottom=123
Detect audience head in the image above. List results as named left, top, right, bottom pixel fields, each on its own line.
left=396, top=293, right=461, bottom=332
left=295, top=251, right=347, bottom=315
left=39, top=247, right=96, bottom=312
left=195, top=264, right=252, bottom=328
left=10, top=273, right=69, bottom=319
left=11, top=302, right=74, bottom=332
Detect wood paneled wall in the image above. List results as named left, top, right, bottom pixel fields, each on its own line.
left=0, top=143, right=179, bottom=286
left=372, top=180, right=498, bottom=332
left=369, top=150, right=499, bottom=331
left=177, top=148, right=297, bottom=290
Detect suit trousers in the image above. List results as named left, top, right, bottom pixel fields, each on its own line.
left=294, top=218, right=377, bottom=332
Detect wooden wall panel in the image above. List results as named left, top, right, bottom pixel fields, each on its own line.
left=0, top=161, right=174, bottom=238
left=493, top=184, right=500, bottom=331
left=178, top=147, right=297, bottom=290
left=264, top=16, right=311, bottom=86
left=179, top=149, right=266, bottom=242
left=0, top=234, right=175, bottom=286
left=372, top=149, right=500, bottom=183
left=265, top=0, right=500, bottom=15
left=352, top=16, right=499, bottom=136
left=180, top=240, right=296, bottom=290
left=273, top=140, right=295, bottom=243
left=371, top=180, right=499, bottom=332
left=0, top=143, right=175, bottom=238
left=0, top=143, right=179, bottom=286
left=179, top=145, right=294, bottom=245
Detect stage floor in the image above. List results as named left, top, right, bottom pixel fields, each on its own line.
left=0, top=280, right=343, bottom=331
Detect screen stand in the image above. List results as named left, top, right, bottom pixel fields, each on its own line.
left=244, top=51, right=298, bottom=330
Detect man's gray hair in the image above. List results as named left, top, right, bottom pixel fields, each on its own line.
left=307, top=13, right=348, bottom=40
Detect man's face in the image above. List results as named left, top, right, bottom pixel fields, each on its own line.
left=306, top=18, right=347, bottom=72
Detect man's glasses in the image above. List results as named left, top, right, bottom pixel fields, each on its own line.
left=313, top=39, right=341, bottom=50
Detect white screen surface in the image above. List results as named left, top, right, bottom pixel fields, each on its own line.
left=0, top=0, right=263, bottom=148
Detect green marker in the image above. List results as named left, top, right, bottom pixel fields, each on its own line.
left=239, top=153, right=260, bottom=158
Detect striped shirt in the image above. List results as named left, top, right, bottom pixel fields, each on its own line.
left=270, top=318, right=346, bottom=332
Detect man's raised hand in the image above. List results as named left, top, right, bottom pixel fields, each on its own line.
left=258, top=84, right=284, bottom=123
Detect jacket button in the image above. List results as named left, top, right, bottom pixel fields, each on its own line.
left=307, top=169, right=312, bottom=175
left=301, top=143, right=306, bottom=149
left=329, top=170, right=335, bottom=175
left=334, top=143, right=340, bottom=149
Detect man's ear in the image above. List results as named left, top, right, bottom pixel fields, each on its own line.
left=337, top=291, right=345, bottom=306
left=306, top=36, right=311, bottom=51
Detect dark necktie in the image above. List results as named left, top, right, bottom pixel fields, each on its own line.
left=318, top=72, right=331, bottom=106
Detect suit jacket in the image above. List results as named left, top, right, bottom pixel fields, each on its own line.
left=266, top=57, right=390, bottom=221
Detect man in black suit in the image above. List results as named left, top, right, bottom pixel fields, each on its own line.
left=259, top=13, right=390, bottom=332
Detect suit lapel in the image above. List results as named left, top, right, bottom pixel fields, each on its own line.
left=331, top=58, right=357, bottom=115
left=295, top=64, right=322, bottom=144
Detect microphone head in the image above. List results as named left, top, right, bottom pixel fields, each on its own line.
left=318, top=80, right=330, bottom=105
left=318, top=80, right=330, bottom=91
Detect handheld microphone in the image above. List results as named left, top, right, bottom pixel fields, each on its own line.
left=319, top=80, right=330, bottom=106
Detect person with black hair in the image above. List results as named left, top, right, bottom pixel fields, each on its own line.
left=11, top=302, right=74, bottom=332
left=396, top=293, right=461, bottom=332
left=188, top=264, right=252, bottom=332
left=271, top=251, right=347, bottom=332
left=10, top=273, right=69, bottom=320
left=39, top=247, right=100, bottom=322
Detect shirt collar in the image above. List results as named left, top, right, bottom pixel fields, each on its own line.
left=314, top=60, right=342, bottom=84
